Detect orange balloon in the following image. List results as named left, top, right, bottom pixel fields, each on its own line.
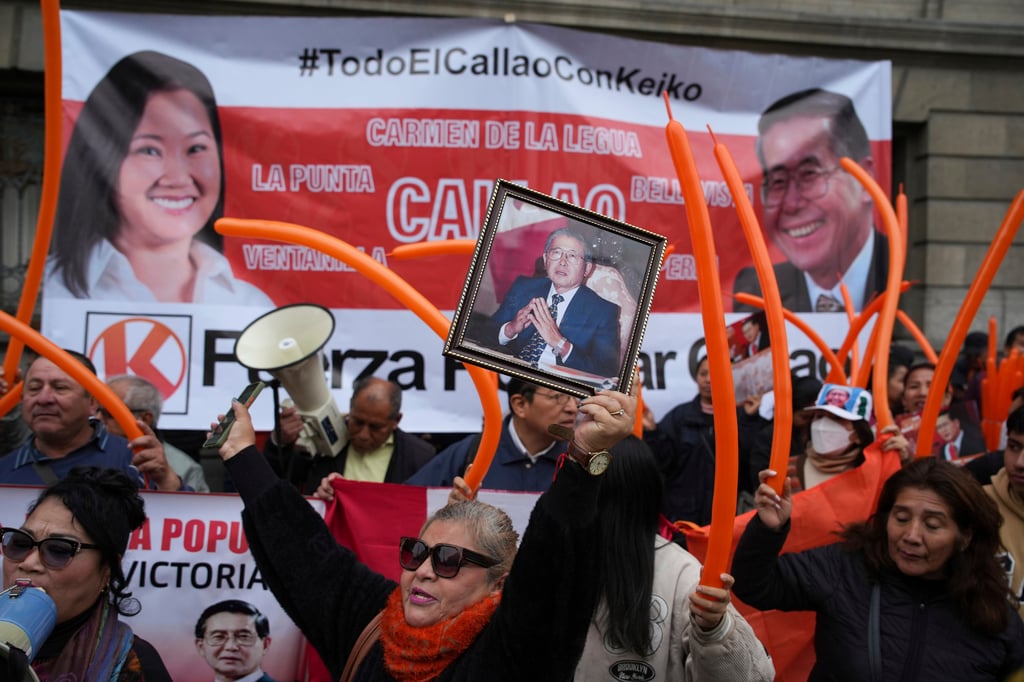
left=994, top=351, right=1023, bottom=426
left=988, top=317, right=999, bottom=371
left=215, top=218, right=503, bottom=492
left=828, top=281, right=912, bottom=384
left=838, top=158, right=905, bottom=429
left=390, top=240, right=476, bottom=260
left=839, top=282, right=860, bottom=383
left=895, top=311, right=938, bottom=364
left=663, top=96, right=737, bottom=590
left=0, top=385, right=23, bottom=420
left=843, top=305, right=937, bottom=391
left=849, top=307, right=938, bottom=390
left=709, top=128, right=791, bottom=495
left=896, top=186, right=908, bottom=252
left=852, top=313, right=882, bottom=389
left=1, top=0, right=63, bottom=410
left=633, top=376, right=644, bottom=439
left=915, top=190, right=1024, bottom=457
left=0, top=312, right=144, bottom=444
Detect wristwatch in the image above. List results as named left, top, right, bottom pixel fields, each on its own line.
left=566, top=440, right=611, bottom=476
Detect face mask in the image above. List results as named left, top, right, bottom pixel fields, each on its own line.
left=811, top=417, right=853, bottom=455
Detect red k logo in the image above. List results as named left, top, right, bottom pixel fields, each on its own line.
left=87, top=316, right=190, bottom=404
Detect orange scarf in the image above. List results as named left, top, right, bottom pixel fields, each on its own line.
left=380, top=587, right=501, bottom=681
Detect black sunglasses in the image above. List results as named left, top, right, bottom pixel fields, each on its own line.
left=398, top=536, right=498, bottom=579
left=1, top=527, right=101, bottom=570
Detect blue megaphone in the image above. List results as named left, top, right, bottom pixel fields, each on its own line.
left=1, top=579, right=57, bottom=681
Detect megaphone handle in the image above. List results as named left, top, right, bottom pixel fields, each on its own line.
left=271, top=380, right=282, bottom=450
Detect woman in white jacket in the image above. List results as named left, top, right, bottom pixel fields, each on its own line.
left=574, top=436, right=775, bottom=681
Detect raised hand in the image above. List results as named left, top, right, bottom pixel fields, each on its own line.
left=690, top=572, right=736, bottom=631
left=573, top=384, right=639, bottom=453
left=448, top=475, right=475, bottom=505
left=215, top=400, right=256, bottom=461
left=130, top=419, right=181, bottom=491
left=313, top=472, right=343, bottom=502
left=878, top=424, right=911, bottom=463
left=754, top=468, right=792, bottom=530
left=274, top=403, right=305, bottom=447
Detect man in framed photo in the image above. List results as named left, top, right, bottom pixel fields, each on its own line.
left=483, top=227, right=621, bottom=379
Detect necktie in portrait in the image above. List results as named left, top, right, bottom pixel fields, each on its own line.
left=517, top=293, right=563, bottom=366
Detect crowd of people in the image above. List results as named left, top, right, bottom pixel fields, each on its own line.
left=1, top=328, right=1022, bottom=682
left=3, top=333, right=1024, bottom=681
left=2, top=289, right=1024, bottom=682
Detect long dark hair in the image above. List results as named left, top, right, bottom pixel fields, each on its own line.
left=52, top=50, right=225, bottom=297
left=595, top=436, right=664, bottom=654
left=841, top=457, right=1012, bottom=635
left=30, top=467, right=147, bottom=616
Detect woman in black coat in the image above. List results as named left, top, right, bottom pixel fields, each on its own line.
left=216, top=388, right=635, bottom=681
left=734, top=457, right=1024, bottom=681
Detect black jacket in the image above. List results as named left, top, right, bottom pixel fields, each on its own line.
left=644, top=397, right=763, bottom=524
left=733, top=515, right=1024, bottom=681
left=229, top=445, right=601, bottom=681
left=265, top=428, right=435, bottom=494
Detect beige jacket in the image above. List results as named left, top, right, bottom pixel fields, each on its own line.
left=574, top=536, right=775, bottom=681
left=986, top=469, right=1024, bottom=620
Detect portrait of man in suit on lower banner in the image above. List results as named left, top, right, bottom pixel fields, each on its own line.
left=195, top=599, right=280, bottom=682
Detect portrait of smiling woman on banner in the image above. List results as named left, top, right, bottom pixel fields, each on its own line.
left=44, top=50, right=272, bottom=306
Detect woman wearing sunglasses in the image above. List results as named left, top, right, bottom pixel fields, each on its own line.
left=216, top=387, right=636, bottom=681
left=1, top=466, right=172, bottom=680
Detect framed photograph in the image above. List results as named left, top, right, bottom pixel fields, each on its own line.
left=444, top=180, right=667, bottom=398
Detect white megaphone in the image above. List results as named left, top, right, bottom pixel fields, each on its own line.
left=234, top=304, right=347, bottom=457
left=1, top=580, right=57, bottom=681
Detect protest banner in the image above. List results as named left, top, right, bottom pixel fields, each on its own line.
left=39, top=11, right=891, bottom=432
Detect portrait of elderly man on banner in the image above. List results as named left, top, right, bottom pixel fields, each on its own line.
left=732, top=88, right=889, bottom=314
left=447, top=180, right=665, bottom=398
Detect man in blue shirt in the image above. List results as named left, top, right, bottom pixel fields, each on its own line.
left=0, top=350, right=185, bottom=490
left=401, top=377, right=579, bottom=493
